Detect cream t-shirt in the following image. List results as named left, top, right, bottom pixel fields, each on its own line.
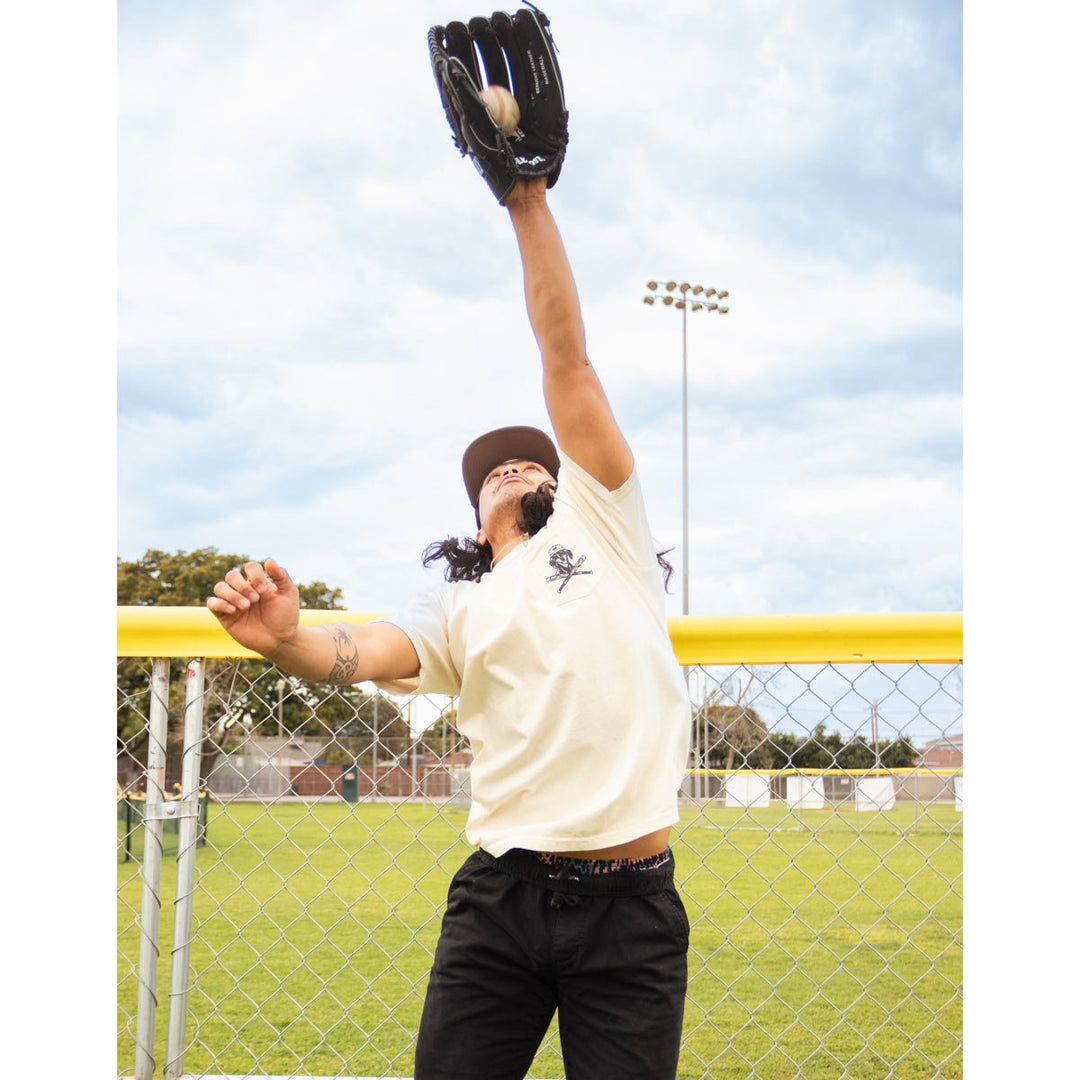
left=376, top=452, right=691, bottom=857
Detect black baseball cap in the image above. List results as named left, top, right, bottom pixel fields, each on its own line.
left=462, top=425, right=560, bottom=525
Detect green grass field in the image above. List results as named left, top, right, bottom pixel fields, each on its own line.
left=118, top=800, right=961, bottom=1079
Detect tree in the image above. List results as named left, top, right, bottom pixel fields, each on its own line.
left=413, top=703, right=464, bottom=759
left=118, top=547, right=343, bottom=608
left=875, top=735, right=916, bottom=769
left=763, top=723, right=916, bottom=771
left=790, top=722, right=844, bottom=769
left=314, top=685, right=410, bottom=765
left=117, top=547, right=347, bottom=784
left=767, top=730, right=801, bottom=769
left=698, top=692, right=768, bottom=769
left=696, top=668, right=774, bottom=769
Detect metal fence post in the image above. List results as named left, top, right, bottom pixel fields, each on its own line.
left=135, top=658, right=170, bottom=1080
left=123, top=797, right=134, bottom=863
left=164, top=659, right=206, bottom=1079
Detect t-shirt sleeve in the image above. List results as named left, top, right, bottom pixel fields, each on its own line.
left=553, top=451, right=662, bottom=570
left=370, top=585, right=462, bottom=697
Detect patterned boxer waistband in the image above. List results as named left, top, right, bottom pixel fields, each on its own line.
left=477, top=846, right=676, bottom=897
left=536, top=849, right=673, bottom=876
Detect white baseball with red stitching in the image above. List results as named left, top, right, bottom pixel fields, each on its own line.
left=479, top=86, right=520, bottom=135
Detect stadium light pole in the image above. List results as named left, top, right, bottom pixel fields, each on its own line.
left=642, top=280, right=730, bottom=616
left=644, top=280, right=730, bottom=803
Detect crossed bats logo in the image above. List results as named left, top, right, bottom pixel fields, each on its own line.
left=546, top=544, right=593, bottom=594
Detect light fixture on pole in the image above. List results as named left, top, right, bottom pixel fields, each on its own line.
left=642, top=279, right=730, bottom=616
left=644, top=278, right=730, bottom=801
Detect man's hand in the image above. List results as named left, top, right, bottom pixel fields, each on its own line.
left=207, top=558, right=301, bottom=660
left=207, top=558, right=422, bottom=685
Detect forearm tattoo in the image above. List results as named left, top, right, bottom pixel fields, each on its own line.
left=322, top=624, right=360, bottom=684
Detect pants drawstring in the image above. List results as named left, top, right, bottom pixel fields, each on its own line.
left=548, top=861, right=582, bottom=908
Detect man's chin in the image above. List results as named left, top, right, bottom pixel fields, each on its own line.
left=481, top=487, right=527, bottom=527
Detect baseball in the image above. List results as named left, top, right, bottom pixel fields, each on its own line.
left=480, top=85, right=520, bottom=135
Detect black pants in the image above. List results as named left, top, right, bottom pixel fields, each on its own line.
left=414, top=848, right=690, bottom=1080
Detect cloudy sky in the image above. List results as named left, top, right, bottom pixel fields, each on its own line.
left=117, top=0, right=962, bottom=620
left=7, top=5, right=1080, bottom=1063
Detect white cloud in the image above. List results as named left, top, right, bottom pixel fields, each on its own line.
left=118, top=0, right=961, bottom=620
left=576, top=216, right=959, bottom=389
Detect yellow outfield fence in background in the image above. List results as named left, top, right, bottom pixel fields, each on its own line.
left=117, top=610, right=962, bottom=1080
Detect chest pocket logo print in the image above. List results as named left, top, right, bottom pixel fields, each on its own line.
left=546, top=544, right=593, bottom=594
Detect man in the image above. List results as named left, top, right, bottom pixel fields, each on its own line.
left=207, top=11, right=691, bottom=1078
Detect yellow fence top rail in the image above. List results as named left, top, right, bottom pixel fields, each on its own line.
left=115, top=607, right=387, bottom=659
left=669, top=612, right=961, bottom=664
left=116, top=607, right=961, bottom=663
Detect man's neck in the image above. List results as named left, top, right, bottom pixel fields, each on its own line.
left=488, top=525, right=528, bottom=567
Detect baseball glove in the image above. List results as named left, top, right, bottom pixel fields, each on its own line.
left=428, top=5, right=568, bottom=204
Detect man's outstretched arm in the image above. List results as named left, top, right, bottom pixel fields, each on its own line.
left=207, top=558, right=420, bottom=684
left=505, top=178, right=634, bottom=491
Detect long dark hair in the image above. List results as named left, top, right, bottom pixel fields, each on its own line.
left=423, top=482, right=675, bottom=588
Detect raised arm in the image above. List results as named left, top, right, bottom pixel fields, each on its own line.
left=206, top=558, right=420, bottom=684
left=505, top=178, right=634, bottom=491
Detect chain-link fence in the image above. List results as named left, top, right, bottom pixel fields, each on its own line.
left=117, top=616, right=962, bottom=1080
